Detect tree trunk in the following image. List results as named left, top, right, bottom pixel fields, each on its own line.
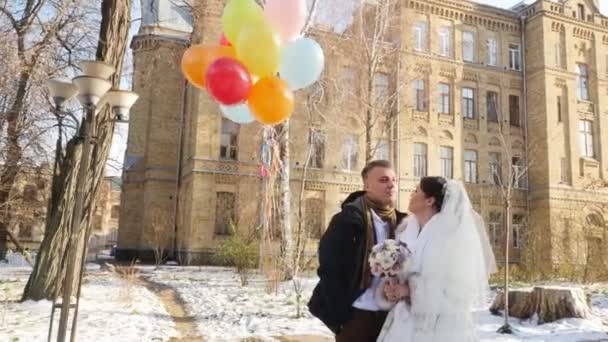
left=490, top=287, right=592, bottom=324
left=501, top=199, right=512, bottom=329
left=277, top=121, right=294, bottom=280
left=22, top=0, right=131, bottom=301
left=0, top=69, right=31, bottom=260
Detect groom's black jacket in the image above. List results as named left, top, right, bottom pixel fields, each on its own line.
left=308, top=191, right=407, bottom=334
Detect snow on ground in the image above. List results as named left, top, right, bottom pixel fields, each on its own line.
left=477, top=289, right=608, bottom=341
left=145, top=266, right=333, bottom=341
left=147, top=266, right=608, bottom=342
left=0, top=257, right=177, bottom=342
left=1, top=252, right=607, bottom=342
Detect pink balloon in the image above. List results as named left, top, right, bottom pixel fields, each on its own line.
left=264, top=0, right=307, bottom=43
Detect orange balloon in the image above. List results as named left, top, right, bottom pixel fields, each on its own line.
left=248, top=76, right=294, bottom=125
left=181, top=45, right=235, bottom=88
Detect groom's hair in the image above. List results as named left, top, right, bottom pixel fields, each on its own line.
left=361, top=160, right=393, bottom=179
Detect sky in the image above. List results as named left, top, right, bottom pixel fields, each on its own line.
left=106, top=0, right=608, bottom=176
left=476, top=0, right=608, bottom=13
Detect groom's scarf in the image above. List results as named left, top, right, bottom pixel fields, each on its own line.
left=350, top=195, right=397, bottom=289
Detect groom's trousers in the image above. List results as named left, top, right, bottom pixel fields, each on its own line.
left=336, top=308, right=388, bottom=342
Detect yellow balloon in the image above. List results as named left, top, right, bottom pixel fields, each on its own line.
left=236, top=21, right=281, bottom=78
left=222, top=0, right=264, bottom=45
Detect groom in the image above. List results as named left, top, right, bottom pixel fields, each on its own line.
left=308, top=160, right=407, bottom=341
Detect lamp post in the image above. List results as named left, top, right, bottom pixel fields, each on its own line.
left=46, top=60, right=138, bottom=342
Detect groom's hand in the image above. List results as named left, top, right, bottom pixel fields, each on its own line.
left=396, top=282, right=410, bottom=299
left=383, top=282, right=398, bottom=302
left=383, top=281, right=409, bottom=302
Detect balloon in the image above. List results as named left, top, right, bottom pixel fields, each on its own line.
left=181, top=45, right=235, bottom=88
left=219, top=33, right=232, bottom=46
left=222, top=0, right=264, bottom=44
left=264, top=0, right=307, bottom=43
left=248, top=76, right=293, bottom=125
left=236, top=21, right=281, bottom=77
left=280, top=37, right=325, bottom=90
left=220, top=103, right=256, bottom=124
left=205, top=57, right=252, bottom=105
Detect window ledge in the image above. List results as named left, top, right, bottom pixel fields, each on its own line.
left=580, top=157, right=599, bottom=166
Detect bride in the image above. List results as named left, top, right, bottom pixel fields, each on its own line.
left=377, top=177, right=497, bottom=342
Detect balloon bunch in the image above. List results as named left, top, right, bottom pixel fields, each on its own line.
left=181, top=0, right=325, bottom=125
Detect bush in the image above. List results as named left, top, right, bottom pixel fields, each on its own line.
left=214, top=224, right=259, bottom=286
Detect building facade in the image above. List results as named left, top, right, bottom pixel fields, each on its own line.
left=117, top=0, right=608, bottom=278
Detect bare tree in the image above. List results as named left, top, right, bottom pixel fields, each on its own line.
left=23, top=0, right=131, bottom=301
left=273, top=0, right=320, bottom=280
left=151, top=206, right=173, bottom=269
left=330, top=0, right=402, bottom=163
left=0, top=0, right=97, bottom=260
left=487, top=127, right=536, bottom=334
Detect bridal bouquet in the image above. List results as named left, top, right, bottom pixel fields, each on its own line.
left=368, top=239, right=412, bottom=309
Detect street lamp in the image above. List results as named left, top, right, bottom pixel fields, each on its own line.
left=45, top=60, right=138, bottom=342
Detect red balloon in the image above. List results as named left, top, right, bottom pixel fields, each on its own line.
left=205, top=57, right=252, bottom=105
left=219, top=33, right=232, bottom=46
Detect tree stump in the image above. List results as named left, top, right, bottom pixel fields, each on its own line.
left=490, top=290, right=534, bottom=318
left=490, top=286, right=592, bottom=324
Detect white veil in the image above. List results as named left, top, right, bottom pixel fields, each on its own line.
left=408, top=180, right=497, bottom=333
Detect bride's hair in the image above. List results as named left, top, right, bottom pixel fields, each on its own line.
left=420, top=176, right=447, bottom=211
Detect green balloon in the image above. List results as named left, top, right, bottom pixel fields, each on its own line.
left=222, top=0, right=264, bottom=44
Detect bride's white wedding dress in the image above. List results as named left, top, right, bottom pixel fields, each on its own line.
left=377, top=181, right=497, bottom=342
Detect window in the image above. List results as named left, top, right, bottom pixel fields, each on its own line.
left=486, top=36, right=498, bottom=66
left=489, top=152, right=501, bottom=185
left=373, top=73, right=389, bottom=105
left=509, top=95, right=520, bottom=127
left=220, top=118, right=239, bottom=160
left=440, top=146, right=453, bottom=179
left=577, top=64, right=589, bottom=101
left=215, top=192, right=236, bottom=235
left=309, top=129, right=325, bottom=168
left=462, top=87, right=475, bottom=119
left=577, top=4, right=585, bottom=20
left=340, top=66, right=357, bottom=95
left=413, top=21, right=428, bottom=52
left=557, top=95, right=562, bottom=122
left=438, top=83, right=450, bottom=114
left=374, top=139, right=389, bottom=161
left=438, top=26, right=452, bottom=57
left=342, top=134, right=359, bottom=171
left=487, top=91, right=499, bottom=122
left=512, top=214, right=525, bottom=248
left=305, top=198, right=324, bottom=239
left=488, top=212, right=502, bottom=246
left=22, top=184, right=38, bottom=202
left=560, top=157, right=569, bottom=184
left=464, top=150, right=478, bottom=183
left=413, top=143, right=428, bottom=178
left=508, top=43, right=521, bottom=70
left=413, top=79, right=426, bottom=111
left=18, top=224, right=33, bottom=239
left=512, top=156, right=527, bottom=189
left=462, top=31, right=475, bottom=62
left=579, top=120, right=594, bottom=158
left=111, top=205, right=120, bottom=219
